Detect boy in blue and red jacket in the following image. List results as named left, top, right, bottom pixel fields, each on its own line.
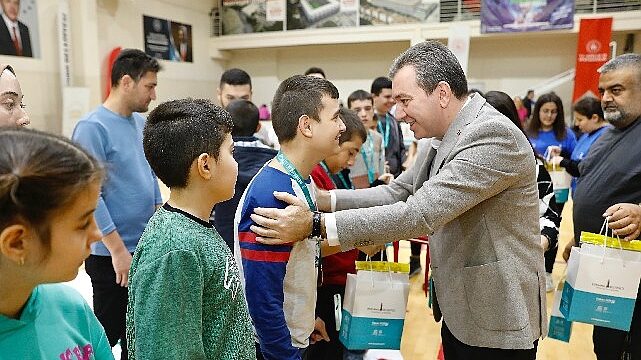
left=306, top=108, right=369, bottom=360
left=234, top=75, right=345, bottom=360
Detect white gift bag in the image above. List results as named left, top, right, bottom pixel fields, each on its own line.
left=339, top=261, right=410, bottom=350
left=561, top=220, right=641, bottom=331
left=545, top=147, right=572, bottom=203
left=548, top=164, right=572, bottom=203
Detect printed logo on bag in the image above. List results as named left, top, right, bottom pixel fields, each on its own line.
left=366, top=302, right=398, bottom=315
left=592, top=279, right=625, bottom=292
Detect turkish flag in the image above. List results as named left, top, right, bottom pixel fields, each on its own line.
left=573, top=18, right=613, bottom=102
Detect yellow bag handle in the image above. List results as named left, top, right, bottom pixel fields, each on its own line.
left=580, top=231, right=641, bottom=252
left=355, top=261, right=410, bottom=274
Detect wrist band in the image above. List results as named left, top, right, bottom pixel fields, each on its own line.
left=311, top=211, right=322, bottom=239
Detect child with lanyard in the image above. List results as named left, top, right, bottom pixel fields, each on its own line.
left=346, top=90, right=391, bottom=189
left=348, top=90, right=395, bottom=263
left=306, top=108, right=372, bottom=360
left=0, top=128, right=113, bottom=359
left=234, top=75, right=345, bottom=360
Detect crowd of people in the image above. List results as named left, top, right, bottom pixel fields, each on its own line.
left=1, top=42, right=641, bottom=360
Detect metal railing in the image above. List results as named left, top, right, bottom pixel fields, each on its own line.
left=210, top=0, right=641, bottom=37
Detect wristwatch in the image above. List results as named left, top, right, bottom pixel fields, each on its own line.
left=311, top=211, right=322, bottom=239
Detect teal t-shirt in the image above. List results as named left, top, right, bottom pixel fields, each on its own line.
left=0, top=283, right=113, bottom=360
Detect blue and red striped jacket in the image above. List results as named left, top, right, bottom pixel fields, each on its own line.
left=233, top=165, right=319, bottom=360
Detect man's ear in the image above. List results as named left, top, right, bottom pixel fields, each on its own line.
left=255, top=122, right=262, bottom=133
left=120, top=75, right=134, bottom=90
left=298, top=114, right=313, bottom=138
left=196, top=153, right=214, bottom=180
left=437, top=81, right=452, bottom=109
left=0, top=224, right=29, bottom=266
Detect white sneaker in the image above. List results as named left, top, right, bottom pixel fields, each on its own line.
left=545, top=272, right=554, bottom=292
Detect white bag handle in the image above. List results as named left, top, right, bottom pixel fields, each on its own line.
left=363, top=248, right=394, bottom=286
left=544, top=145, right=562, bottom=172
left=598, top=217, right=625, bottom=267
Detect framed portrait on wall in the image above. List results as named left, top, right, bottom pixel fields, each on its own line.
left=0, top=0, right=40, bottom=58
left=144, top=15, right=193, bottom=63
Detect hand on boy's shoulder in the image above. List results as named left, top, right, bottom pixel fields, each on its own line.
left=250, top=191, right=312, bottom=245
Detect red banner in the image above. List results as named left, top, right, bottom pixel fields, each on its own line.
left=573, top=18, right=613, bottom=102
left=103, top=47, right=122, bottom=101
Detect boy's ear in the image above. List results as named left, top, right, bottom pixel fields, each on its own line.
left=255, top=122, right=261, bottom=133
left=298, top=114, right=313, bottom=138
left=0, top=224, right=30, bottom=266
left=196, top=153, right=214, bottom=180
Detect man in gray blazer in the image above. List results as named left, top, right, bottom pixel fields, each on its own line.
left=250, top=40, right=546, bottom=358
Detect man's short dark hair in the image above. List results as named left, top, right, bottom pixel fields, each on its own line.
left=227, top=99, right=259, bottom=137
left=111, top=49, right=161, bottom=87
left=143, top=98, right=233, bottom=188
left=339, top=108, right=367, bottom=144
left=371, top=77, right=392, bottom=96
left=347, top=90, right=373, bottom=109
left=304, top=67, right=326, bottom=78
left=220, top=68, right=252, bottom=89
left=271, top=75, right=339, bottom=143
left=389, top=40, right=468, bottom=100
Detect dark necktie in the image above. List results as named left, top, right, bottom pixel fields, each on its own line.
left=12, top=26, right=22, bottom=56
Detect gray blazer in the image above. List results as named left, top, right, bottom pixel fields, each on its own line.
left=332, top=94, right=547, bottom=349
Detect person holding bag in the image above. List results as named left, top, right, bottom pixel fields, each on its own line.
left=564, top=53, right=641, bottom=360
left=561, top=218, right=641, bottom=332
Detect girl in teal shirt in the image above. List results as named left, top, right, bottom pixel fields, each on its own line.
left=0, top=128, right=113, bottom=360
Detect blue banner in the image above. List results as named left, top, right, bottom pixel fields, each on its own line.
left=481, top=0, right=574, bottom=33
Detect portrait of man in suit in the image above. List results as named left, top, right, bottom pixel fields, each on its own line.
left=0, top=0, right=32, bottom=57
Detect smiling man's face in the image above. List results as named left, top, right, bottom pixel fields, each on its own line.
left=392, top=65, right=448, bottom=139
